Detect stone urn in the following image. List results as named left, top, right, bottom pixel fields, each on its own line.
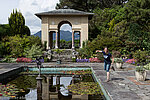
left=135, top=71, right=147, bottom=81
left=114, top=58, right=123, bottom=69
left=115, top=63, right=123, bottom=69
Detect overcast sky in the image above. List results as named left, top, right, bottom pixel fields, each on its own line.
left=0, top=0, right=73, bottom=34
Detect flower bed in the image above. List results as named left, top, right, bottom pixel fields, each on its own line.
left=31, top=59, right=44, bottom=63
left=123, top=59, right=136, bottom=64
left=62, top=70, right=92, bottom=75
left=16, top=57, right=32, bottom=63
left=89, top=58, right=103, bottom=63
left=76, top=59, right=90, bottom=62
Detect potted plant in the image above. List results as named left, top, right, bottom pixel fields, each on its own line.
left=114, top=58, right=123, bottom=69
left=54, top=49, right=63, bottom=64
left=135, top=66, right=147, bottom=81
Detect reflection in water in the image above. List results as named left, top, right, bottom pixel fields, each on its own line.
left=54, top=77, right=72, bottom=96
left=25, top=89, right=37, bottom=100
left=1, top=75, right=105, bottom=100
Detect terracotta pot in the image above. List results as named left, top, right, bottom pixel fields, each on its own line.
left=135, top=71, right=147, bottom=81
left=115, top=63, right=123, bottom=69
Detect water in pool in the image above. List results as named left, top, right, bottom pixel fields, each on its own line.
left=0, top=74, right=105, bottom=100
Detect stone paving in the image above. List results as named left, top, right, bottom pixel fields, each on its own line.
left=91, top=63, right=150, bottom=100
left=0, top=62, right=150, bottom=100
left=0, top=63, right=23, bottom=75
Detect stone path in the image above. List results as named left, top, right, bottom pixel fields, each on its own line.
left=91, top=63, right=150, bottom=100
left=0, top=63, right=23, bottom=75
left=0, top=62, right=150, bottom=100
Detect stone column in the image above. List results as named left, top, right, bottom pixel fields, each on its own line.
left=55, top=31, right=58, bottom=49
left=72, top=31, right=75, bottom=49
left=36, top=76, right=43, bottom=100
left=72, top=75, right=74, bottom=84
left=41, top=17, right=49, bottom=49
left=42, top=76, right=50, bottom=100
left=56, top=75, right=60, bottom=92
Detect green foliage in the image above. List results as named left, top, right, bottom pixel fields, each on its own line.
left=132, top=50, right=149, bottom=64
left=8, top=9, right=30, bottom=36
left=0, top=41, right=7, bottom=57
left=144, top=63, right=150, bottom=70
left=59, top=39, right=72, bottom=49
left=136, top=66, right=145, bottom=72
left=0, top=55, right=17, bottom=63
left=44, top=57, right=49, bottom=62
left=108, top=18, right=115, bottom=32
left=9, top=75, right=37, bottom=90
left=0, top=24, right=11, bottom=41
left=112, top=51, right=121, bottom=58
left=127, top=23, right=150, bottom=51
left=56, top=0, right=128, bottom=12
left=56, top=0, right=100, bottom=12
left=77, top=41, right=93, bottom=59
left=97, top=53, right=104, bottom=61
left=2, top=35, right=42, bottom=58
left=72, top=58, right=76, bottom=62
left=68, top=82, right=102, bottom=95
left=24, top=44, right=43, bottom=59
left=53, top=49, right=63, bottom=54
left=24, top=26, right=30, bottom=36
left=114, top=58, right=123, bottom=63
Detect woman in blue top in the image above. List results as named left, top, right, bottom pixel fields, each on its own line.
left=96, top=47, right=114, bottom=82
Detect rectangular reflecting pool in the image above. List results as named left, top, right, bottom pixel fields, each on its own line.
left=0, top=68, right=106, bottom=100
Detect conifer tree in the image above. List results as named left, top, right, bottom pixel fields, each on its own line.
left=8, top=9, right=30, bottom=36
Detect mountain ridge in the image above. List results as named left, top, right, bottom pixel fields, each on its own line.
left=33, top=30, right=79, bottom=41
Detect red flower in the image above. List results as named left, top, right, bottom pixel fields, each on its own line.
left=16, top=57, right=32, bottom=63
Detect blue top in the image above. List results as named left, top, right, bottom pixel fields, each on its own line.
left=102, top=51, right=112, bottom=64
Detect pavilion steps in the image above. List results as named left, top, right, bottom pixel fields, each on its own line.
left=51, top=49, right=73, bottom=62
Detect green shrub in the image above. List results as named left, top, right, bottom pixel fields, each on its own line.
left=112, top=51, right=121, bottom=58
left=97, top=53, right=104, bottom=61
left=72, top=58, right=76, bottom=62
left=136, top=66, right=145, bottom=72
left=24, top=44, right=43, bottom=58
left=44, top=57, right=49, bottom=62
left=0, top=56, right=17, bottom=63
left=133, top=50, right=148, bottom=64
left=77, top=41, right=93, bottom=59
left=114, top=58, right=123, bottom=63
left=144, top=63, right=150, bottom=70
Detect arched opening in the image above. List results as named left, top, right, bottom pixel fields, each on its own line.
left=58, top=21, right=72, bottom=49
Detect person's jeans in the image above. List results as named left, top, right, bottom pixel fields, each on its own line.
left=104, top=62, right=111, bottom=72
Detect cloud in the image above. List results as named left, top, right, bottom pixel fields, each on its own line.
left=31, top=1, right=38, bottom=6
left=60, top=24, right=72, bottom=32
left=18, top=0, right=59, bottom=34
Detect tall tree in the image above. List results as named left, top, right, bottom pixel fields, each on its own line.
left=56, top=0, right=128, bottom=11
left=8, top=9, right=30, bottom=36
left=0, top=24, right=10, bottom=41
